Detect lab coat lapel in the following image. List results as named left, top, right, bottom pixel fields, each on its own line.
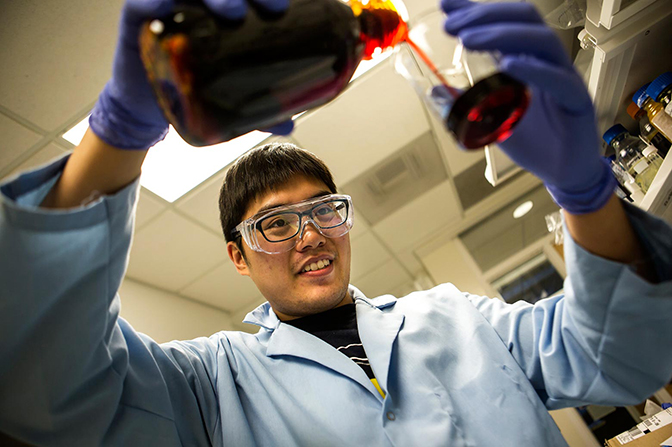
left=355, top=298, right=404, bottom=397
left=266, top=322, right=382, bottom=399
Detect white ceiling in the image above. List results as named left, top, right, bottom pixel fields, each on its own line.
left=0, top=0, right=564, bottom=331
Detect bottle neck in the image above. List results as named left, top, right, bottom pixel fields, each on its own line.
left=611, top=132, right=639, bottom=151
left=351, top=0, right=407, bottom=59
left=643, top=98, right=663, bottom=116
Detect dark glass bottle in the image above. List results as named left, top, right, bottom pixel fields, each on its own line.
left=140, top=0, right=368, bottom=146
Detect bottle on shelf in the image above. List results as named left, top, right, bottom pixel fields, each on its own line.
left=634, top=84, right=672, bottom=144
left=646, top=72, right=672, bottom=118
left=607, top=156, right=644, bottom=203
left=603, top=124, right=661, bottom=194
left=627, top=101, right=670, bottom=157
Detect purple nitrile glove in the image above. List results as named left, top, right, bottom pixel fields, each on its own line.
left=90, top=0, right=292, bottom=151
left=441, top=0, right=615, bottom=214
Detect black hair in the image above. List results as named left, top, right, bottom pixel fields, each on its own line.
left=219, top=142, right=338, bottom=253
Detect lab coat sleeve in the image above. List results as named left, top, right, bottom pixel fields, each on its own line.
left=0, top=156, right=221, bottom=446
left=466, top=203, right=672, bottom=410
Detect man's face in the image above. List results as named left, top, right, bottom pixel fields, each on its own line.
left=227, top=175, right=352, bottom=320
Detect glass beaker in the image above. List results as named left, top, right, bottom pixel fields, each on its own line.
left=393, top=10, right=530, bottom=149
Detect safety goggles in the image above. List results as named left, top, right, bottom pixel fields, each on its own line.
left=232, top=194, right=354, bottom=254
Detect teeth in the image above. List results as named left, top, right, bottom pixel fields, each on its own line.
left=303, top=259, right=331, bottom=272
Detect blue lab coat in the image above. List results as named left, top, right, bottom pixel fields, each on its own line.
left=1, top=155, right=672, bottom=446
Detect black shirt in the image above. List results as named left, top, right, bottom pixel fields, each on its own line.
left=285, top=303, right=374, bottom=379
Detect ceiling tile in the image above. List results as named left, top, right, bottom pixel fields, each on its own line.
left=0, top=113, right=43, bottom=172
left=341, top=131, right=448, bottom=224
left=350, top=232, right=391, bottom=281
left=352, top=258, right=412, bottom=299
left=175, top=174, right=224, bottom=235
left=373, top=180, right=462, bottom=254
left=3, top=141, right=66, bottom=181
left=0, top=0, right=121, bottom=130
left=349, top=206, right=371, bottom=241
left=392, top=280, right=421, bottom=299
left=292, top=64, right=429, bottom=186
left=126, top=210, right=228, bottom=291
left=392, top=247, right=425, bottom=278
left=419, top=238, right=492, bottom=297
left=180, top=262, right=262, bottom=313
left=135, top=189, right=168, bottom=230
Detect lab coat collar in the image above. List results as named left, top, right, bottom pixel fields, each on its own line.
left=242, top=300, right=280, bottom=331
left=242, top=285, right=404, bottom=400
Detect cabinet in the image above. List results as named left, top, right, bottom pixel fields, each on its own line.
left=580, top=0, right=672, bottom=222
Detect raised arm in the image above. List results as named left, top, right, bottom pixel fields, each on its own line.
left=40, top=129, right=147, bottom=208
left=443, top=0, right=672, bottom=407
left=0, top=0, right=290, bottom=443
left=442, top=0, right=657, bottom=276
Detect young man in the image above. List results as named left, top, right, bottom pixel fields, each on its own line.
left=1, top=0, right=671, bottom=445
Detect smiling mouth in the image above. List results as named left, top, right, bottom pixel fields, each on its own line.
left=301, top=259, right=332, bottom=273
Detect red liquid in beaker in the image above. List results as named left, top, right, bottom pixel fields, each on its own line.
left=447, top=73, right=530, bottom=149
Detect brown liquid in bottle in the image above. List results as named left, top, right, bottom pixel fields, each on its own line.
left=140, top=0, right=364, bottom=146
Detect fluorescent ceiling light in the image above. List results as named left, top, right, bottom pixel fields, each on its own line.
left=141, top=128, right=270, bottom=202
left=62, top=115, right=91, bottom=146
left=513, top=201, right=534, bottom=219
left=62, top=118, right=270, bottom=203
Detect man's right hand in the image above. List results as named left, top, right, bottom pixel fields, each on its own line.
left=89, top=0, right=291, bottom=151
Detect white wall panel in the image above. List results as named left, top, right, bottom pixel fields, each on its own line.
left=119, top=278, right=234, bottom=344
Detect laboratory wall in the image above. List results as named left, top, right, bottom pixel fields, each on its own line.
left=419, top=238, right=497, bottom=298
left=119, top=278, right=235, bottom=344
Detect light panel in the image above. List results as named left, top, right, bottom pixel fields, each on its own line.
left=513, top=200, right=534, bottom=219
left=141, top=128, right=270, bottom=202
left=62, top=115, right=91, bottom=147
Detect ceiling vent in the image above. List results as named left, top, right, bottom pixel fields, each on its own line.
left=341, top=131, right=448, bottom=223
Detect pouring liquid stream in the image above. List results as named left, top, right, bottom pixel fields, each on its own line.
left=355, top=1, right=462, bottom=99
left=403, top=36, right=462, bottom=99
left=357, top=0, right=530, bottom=149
